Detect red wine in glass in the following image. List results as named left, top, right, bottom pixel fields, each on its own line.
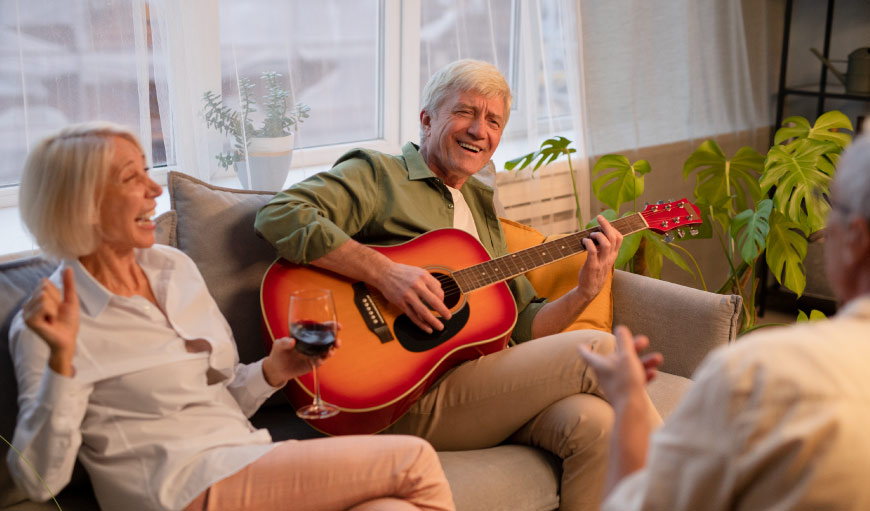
left=290, top=320, right=336, bottom=357
left=289, top=289, right=339, bottom=420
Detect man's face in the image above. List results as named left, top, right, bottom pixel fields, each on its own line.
left=419, top=88, right=505, bottom=187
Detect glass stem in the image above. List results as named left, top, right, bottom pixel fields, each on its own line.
left=310, top=360, right=324, bottom=408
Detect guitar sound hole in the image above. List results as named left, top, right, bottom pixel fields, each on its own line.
left=431, top=272, right=462, bottom=310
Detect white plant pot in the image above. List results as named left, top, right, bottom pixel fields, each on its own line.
left=236, top=133, right=295, bottom=191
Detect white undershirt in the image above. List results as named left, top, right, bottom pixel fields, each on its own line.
left=448, top=186, right=481, bottom=242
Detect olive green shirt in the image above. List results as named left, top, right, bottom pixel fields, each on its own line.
left=254, top=142, right=545, bottom=341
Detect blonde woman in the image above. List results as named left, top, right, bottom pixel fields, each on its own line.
left=8, top=122, right=454, bottom=511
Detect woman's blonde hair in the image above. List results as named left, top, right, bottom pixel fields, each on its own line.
left=18, top=121, right=143, bottom=260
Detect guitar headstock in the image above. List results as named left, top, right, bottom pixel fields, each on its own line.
left=641, top=199, right=702, bottom=240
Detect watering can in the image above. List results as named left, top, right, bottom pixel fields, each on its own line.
left=810, top=47, right=870, bottom=94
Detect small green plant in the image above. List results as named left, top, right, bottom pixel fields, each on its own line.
left=202, top=71, right=310, bottom=169
left=506, top=137, right=701, bottom=283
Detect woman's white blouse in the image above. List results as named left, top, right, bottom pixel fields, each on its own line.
left=7, top=245, right=280, bottom=511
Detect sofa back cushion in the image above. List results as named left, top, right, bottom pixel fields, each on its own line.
left=167, top=172, right=277, bottom=365
left=499, top=217, right=613, bottom=333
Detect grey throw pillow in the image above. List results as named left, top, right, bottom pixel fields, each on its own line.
left=167, top=171, right=277, bottom=365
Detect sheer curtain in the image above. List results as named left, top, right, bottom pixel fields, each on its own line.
left=0, top=0, right=155, bottom=257
left=0, top=0, right=154, bottom=187
left=419, top=0, right=591, bottom=235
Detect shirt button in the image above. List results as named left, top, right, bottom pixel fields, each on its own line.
left=448, top=203, right=454, bottom=209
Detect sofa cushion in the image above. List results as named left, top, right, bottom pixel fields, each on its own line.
left=167, top=171, right=278, bottom=366
left=438, top=445, right=561, bottom=511
left=500, top=218, right=613, bottom=333
left=0, top=258, right=57, bottom=507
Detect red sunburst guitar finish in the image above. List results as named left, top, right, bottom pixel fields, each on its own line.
left=260, top=199, right=701, bottom=436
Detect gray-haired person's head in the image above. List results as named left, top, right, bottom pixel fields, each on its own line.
left=419, top=59, right=512, bottom=142
left=831, top=130, right=870, bottom=221
left=18, top=121, right=143, bottom=260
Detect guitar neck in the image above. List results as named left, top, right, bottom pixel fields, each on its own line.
left=453, top=213, right=649, bottom=292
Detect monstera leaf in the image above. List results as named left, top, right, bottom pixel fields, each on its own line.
left=773, top=111, right=853, bottom=148
left=731, top=199, right=772, bottom=263
left=761, top=138, right=840, bottom=234
left=797, top=309, right=827, bottom=322
left=505, top=136, right=576, bottom=171
left=641, top=230, right=694, bottom=280
left=765, top=210, right=808, bottom=296
left=683, top=140, right=764, bottom=214
left=591, top=155, right=650, bottom=213
left=693, top=194, right=735, bottom=239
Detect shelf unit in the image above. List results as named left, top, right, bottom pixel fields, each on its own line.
left=759, top=0, right=870, bottom=316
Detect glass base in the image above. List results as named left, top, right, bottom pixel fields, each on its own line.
left=296, top=403, right=339, bottom=420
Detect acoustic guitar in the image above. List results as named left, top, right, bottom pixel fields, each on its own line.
left=260, top=199, right=701, bottom=435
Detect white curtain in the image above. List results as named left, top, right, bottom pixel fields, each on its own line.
left=579, top=0, right=767, bottom=157
left=419, top=0, right=592, bottom=234
left=149, top=0, right=223, bottom=182
left=0, top=0, right=154, bottom=187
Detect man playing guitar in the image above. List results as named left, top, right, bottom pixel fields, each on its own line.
left=256, top=59, right=661, bottom=511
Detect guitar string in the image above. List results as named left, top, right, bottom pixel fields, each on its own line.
left=439, top=204, right=695, bottom=295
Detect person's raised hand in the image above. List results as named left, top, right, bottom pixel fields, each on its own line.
left=377, top=262, right=451, bottom=334
left=22, top=267, right=79, bottom=376
left=578, top=325, right=662, bottom=406
left=576, top=215, right=623, bottom=302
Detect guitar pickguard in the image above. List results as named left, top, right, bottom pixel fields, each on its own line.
left=393, top=303, right=470, bottom=352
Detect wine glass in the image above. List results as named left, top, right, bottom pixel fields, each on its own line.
left=289, top=289, right=339, bottom=419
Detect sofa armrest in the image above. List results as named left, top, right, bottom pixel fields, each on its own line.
left=611, top=270, right=742, bottom=379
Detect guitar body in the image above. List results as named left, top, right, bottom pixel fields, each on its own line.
left=260, top=229, right=517, bottom=436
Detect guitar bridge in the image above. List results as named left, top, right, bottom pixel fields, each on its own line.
left=352, top=282, right=393, bottom=343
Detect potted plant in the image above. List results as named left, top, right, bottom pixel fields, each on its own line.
left=508, top=111, right=854, bottom=332
left=203, top=71, right=310, bottom=190
left=506, top=137, right=701, bottom=284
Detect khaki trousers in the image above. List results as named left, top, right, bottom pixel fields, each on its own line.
left=183, top=435, right=454, bottom=511
left=384, top=329, right=660, bottom=511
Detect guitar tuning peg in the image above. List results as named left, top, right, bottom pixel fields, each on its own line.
left=644, top=202, right=650, bottom=208
left=663, top=232, right=674, bottom=244
left=689, top=227, right=699, bottom=236
left=667, top=198, right=674, bottom=203
left=656, top=200, right=664, bottom=205
left=677, top=228, right=686, bottom=238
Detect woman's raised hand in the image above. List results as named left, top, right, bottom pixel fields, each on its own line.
left=22, top=267, right=79, bottom=376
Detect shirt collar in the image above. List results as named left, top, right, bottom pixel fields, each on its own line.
left=403, top=142, right=439, bottom=181
left=66, top=247, right=178, bottom=318
left=401, top=141, right=495, bottom=193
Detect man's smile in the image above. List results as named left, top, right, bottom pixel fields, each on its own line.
left=458, top=141, right=483, bottom=153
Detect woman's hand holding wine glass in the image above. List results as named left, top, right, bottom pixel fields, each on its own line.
left=262, top=334, right=341, bottom=388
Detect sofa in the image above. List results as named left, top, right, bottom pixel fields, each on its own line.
left=0, top=171, right=742, bottom=511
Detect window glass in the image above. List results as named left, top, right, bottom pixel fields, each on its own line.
left=217, top=0, right=381, bottom=150
left=0, top=1, right=163, bottom=188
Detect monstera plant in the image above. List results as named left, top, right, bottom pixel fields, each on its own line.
left=684, top=111, right=853, bottom=330
left=508, top=111, right=853, bottom=332
left=506, top=137, right=701, bottom=284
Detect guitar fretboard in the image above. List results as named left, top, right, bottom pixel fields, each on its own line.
left=453, top=213, right=649, bottom=292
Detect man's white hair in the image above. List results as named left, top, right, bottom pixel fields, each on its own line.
left=419, top=59, right=512, bottom=141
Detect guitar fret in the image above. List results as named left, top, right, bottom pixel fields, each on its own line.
left=458, top=213, right=652, bottom=292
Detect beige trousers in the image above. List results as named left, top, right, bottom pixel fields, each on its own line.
left=384, top=329, right=660, bottom=511
left=183, top=435, right=454, bottom=511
